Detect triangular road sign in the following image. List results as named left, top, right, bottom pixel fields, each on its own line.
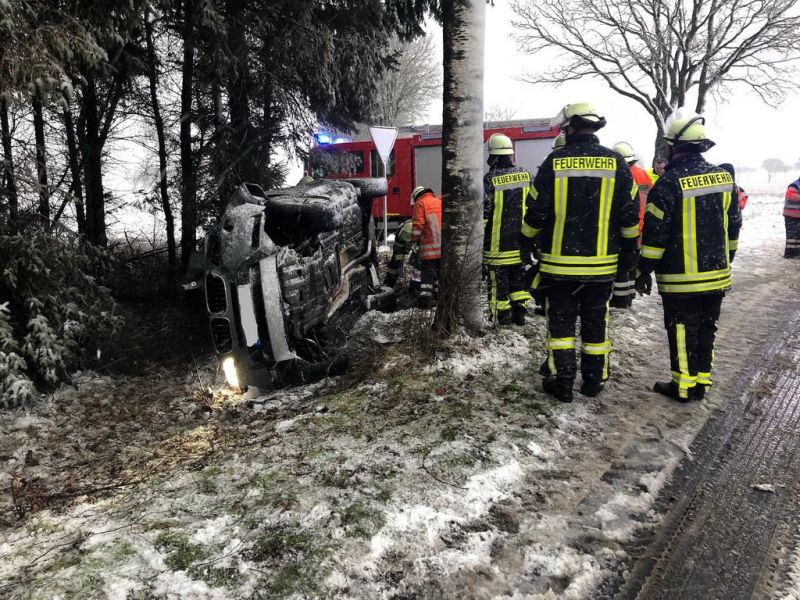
left=369, top=126, right=398, bottom=165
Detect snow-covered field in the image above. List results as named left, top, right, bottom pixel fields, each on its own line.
left=0, top=192, right=797, bottom=599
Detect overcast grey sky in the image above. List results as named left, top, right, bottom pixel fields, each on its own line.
left=422, top=1, right=800, bottom=184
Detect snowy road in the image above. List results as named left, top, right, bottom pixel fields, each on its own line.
left=0, top=191, right=797, bottom=599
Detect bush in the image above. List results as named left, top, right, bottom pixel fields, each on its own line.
left=0, top=232, right=122, bottom=408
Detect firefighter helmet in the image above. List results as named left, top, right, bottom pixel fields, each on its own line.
left=664, top=113, right=715, bottom=151
left=552, top=133, right=566, bottom=150
left=551, top=102, right=606, bottom=131
left=411, top=185, right=431, bottom=202
left=488, top=133, right=514, bottom=155
left=613, top=141, right=637, bottom=163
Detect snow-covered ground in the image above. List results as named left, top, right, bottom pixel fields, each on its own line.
left=1, top=192, right=797, bottom=599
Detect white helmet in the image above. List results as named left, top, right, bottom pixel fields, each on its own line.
left=613, top=141, right=637, bottom=163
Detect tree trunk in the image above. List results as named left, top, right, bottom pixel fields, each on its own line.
left=31, top=87, right=50, bottom=228
left=145, top=7, right=177, bottom=270
left=63, top=103, right=86, bottom=235
left=179, top=0, right=197, bottom=270
left=211, top=81, right=228, bottom=205
left=695, top=82, right=709, bottom=115
left=433, top=0, right=486, bottom=335
left=0, top=93, right=18, bottom=233
left=653, top=120, right=669, bottom=162
left=226, top=0, right=258, bottom=185
left=82, top=74, right=107, bottom=246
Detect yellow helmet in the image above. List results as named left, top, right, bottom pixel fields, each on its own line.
left=664, top=113, right=715, bottom=151
left=488, top=133, right=514, bottom=155
left=551, top=102, right=606, bottom=130
left=552, top=133, right=566, bottom=150
left=613, top=141, right=637, bottom=163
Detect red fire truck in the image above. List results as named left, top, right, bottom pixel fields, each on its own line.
left=307, top=119, right=559, bottom=230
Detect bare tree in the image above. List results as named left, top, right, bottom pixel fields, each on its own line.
left=434, top=0, right=486, bottom=335
left=374, top=34, right=442, bottom=127
left=484, top=104, right=517, bottom=122
left=511, top=0, right=800, bottom=156
left=762, top=158, right=789, bottom=183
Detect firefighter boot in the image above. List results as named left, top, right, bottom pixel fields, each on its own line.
left=512, top=304, right=527, bottom=326
left=580, top=375, right=605, bottom=397
left=416, top=293, right=434, bottom=309
left=653, top=381, right=691, bottom=403
left=497, top=310, right=512, bottom=326
left=693, top=384, right=708, bottom=401
left=543, top=375, right=573, bottom=403
left=539, top=359, right=551, bottom=376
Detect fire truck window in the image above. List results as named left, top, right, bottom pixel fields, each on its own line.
left=347, top=151, right=364, bottom=175
left=309, top=148, right=364, bottom=176
left=371, top=149, right=395, bottom=177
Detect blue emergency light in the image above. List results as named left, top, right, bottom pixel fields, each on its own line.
left=315, top=132, right=350, bottom=145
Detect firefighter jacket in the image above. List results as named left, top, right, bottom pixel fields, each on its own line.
left=630, top=164, right=654, bottom=232
left=521, top=133, right=639, bottom=282
left=411, top=191, right=442, bottom=260
left=483, top=165, right=533, bottom=266
left=639, top=152, right=742, bottom=295
left=784, top=178, right=800, bottom=218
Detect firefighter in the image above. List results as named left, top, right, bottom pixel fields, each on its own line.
left=783, top=175, right=800, bottom=258
left=719, top=163, right=749, bottom=211
left=529, top=133, right=568, bottom=317
left=635, top=114, right=742, bottom=402
left=647, top=157, right=667, bottom=184
left=384, top=219, right=418, bottom=288
left=522, top=102, right=639, bottom=402
left=483, top=133, right=533, bottom=325
left=610, top=142, right=654, bottom=308
left=410, top=185, right=442, bottom=308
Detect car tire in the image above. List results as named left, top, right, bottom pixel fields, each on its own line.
left=264, top=193, right=343, bottom=234
left=343, top=178, right=388, bottom=200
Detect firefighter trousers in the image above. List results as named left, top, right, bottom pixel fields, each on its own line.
left=662, top=292, right=724, bottom=400
left=544, top=279, right=613, bottom=382
left=420, top=259, right=440, bottom=297
left=487, top=263, right=531, bottom=321
left=785, top=216, right=800, bottom=258
left=610, top=266, right=636, bottom=308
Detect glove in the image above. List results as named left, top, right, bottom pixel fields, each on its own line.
left=619, top=250, right=639, bottom=272
left=520, top=236, right=536, bottom=265
left=635, top=271, right=652, bottom=296
left=384, top=272, right=398, bottom=288
left=729, top=250, right=736, bottom=263
left=520, top=250, right=535, bottom=266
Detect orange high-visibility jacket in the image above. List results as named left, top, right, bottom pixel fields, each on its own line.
left=411, top=191, right=442, bottom=260
left=631, top=164, right=654, bottom=231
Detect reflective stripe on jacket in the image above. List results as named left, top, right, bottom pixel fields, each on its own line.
left=784, top=180, right=800, bottom=218
left=640, top=152, right=742, bottom=295
left=483, top=166, right=532, bottom=266
left=411, top=191, right=442, bottom=260
left=521, top=133, right=639, bottom=282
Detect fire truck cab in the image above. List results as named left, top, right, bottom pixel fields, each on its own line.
left=308, top=119, right=559, bottom=231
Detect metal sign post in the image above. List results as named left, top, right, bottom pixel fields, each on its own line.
left=368, top=126, right=398, bottom=247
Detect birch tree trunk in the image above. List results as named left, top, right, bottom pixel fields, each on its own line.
left=434, top=0, right=486, bottom=335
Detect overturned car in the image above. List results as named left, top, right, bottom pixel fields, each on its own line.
left=193, top=178, right=391, bottom=390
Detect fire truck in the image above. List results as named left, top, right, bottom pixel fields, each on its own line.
left=308, top=119, right=559, bottom=231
